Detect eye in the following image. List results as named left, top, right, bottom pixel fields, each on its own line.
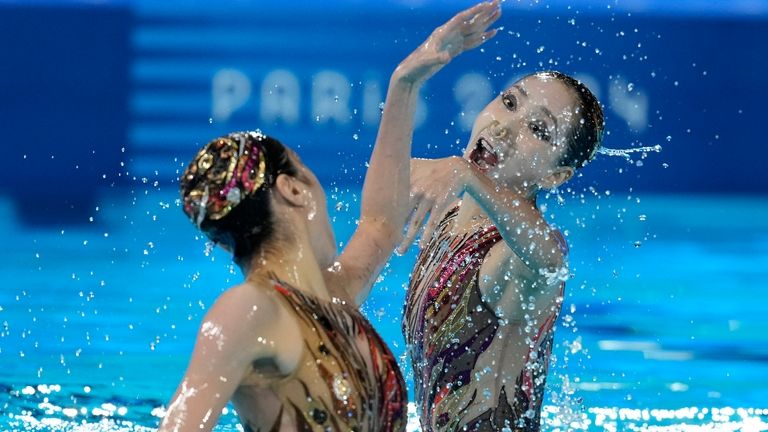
left=528, top=120, right=552, bottom=143
left=502, top=92, right=517, bottom=111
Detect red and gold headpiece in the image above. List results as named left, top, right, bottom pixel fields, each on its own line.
left=180, top=130, right=267, bottom=227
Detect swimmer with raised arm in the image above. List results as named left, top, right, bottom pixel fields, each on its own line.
left=399, top=70, right=604, bottom=431
left=158, top=3, right=501, bottom=431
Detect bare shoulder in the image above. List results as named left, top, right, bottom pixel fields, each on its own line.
left=201, top=280, right=303, bottom=370
left=206, top=280, right=282, bottom=327
left=482, top=223, right=568, bottom=277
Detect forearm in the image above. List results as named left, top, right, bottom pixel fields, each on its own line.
left=332, top=1, right=501, bottom=300
left=463, top=166, right=565, bottom=272
left=359, top=75, right=420, bottom=240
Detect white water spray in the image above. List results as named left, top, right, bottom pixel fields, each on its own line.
left=597, top=144, right=662, bottom=160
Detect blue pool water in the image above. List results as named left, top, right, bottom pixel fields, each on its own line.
left=1, top=189, right=767, bottom=431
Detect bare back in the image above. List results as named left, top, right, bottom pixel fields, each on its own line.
left=235, top=279, right=406, bottom=431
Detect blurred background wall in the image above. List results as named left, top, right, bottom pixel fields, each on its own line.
left=2, top=0, right=768, bottom=225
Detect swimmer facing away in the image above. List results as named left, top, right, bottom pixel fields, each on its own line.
left=398, top=69, right=604, bottom=429
left=158, top=2, right=501, bottom=431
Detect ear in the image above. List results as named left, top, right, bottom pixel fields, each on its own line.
left=273, top=173, right=307, bottom=207
left=538, top=166, right=574, bottom=190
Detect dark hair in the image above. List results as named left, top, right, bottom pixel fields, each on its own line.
left=533, top=71, right=604, bottom=169
left=185, top=134, right=300, bottom=267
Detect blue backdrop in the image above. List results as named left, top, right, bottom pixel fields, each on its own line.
left=2, top=0, right=768, bottom=225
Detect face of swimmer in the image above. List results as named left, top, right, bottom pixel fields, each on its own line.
left=464, top=74, right=578, bottom=191
left=274, top=151, right=337, bottom=266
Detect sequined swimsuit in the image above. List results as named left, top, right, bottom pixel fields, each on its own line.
left=403, top=208, right=565, bottom=432
left=239, top=279, right=406, bottom=432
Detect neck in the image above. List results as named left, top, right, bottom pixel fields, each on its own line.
left=240, top=236, right=328, bottom=300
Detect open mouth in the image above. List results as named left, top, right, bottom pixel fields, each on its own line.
left=468, top=137, right=499, bottom=172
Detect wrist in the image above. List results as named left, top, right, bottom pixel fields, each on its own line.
left=389, top=69, right=422, bottom=90
left=451, top=156, right=475, bottom=192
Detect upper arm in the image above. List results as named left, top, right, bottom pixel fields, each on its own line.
left=478, top=236, right=567, bottom=314
left=463, top=170, right=567, bottom=273
left=497, top=208, right=566, bottom=274
left=324, top=217, right=400, bottom=307
left=159, top=285, right=299, bottom=432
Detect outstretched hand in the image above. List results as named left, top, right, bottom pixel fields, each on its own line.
left=397, top=157, right=476, bottom=254
left=393, top=0, right=501, bottom=85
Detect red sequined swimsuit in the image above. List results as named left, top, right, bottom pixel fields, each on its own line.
left=404, top=208, right=565, bottom=431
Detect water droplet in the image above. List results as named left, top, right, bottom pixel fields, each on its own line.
left=569, top=336, right=582, bottom=354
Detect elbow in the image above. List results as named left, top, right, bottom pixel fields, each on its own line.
left=535, top=250, right=569, bottom=285
left=544, top=249, right=566, bottom=271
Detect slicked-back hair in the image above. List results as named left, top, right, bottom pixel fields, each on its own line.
left=534, top=71, right=605, bottom=169
left=187, top=136, right=301, bottom=267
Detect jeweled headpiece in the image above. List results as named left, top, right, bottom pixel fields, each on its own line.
left=180, top=130, right=268, bottom=227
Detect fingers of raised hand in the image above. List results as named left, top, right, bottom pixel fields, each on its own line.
left=419, top=208, right=442, bottom=249
left=455, top=0, right=499, bottom=24
left=418, top=191, right=456, bottom=249
left=398, top=196, right=433, bottom=254
left=459, top=1, right=501, bottom=32
left=436, top=2, right=499, bottom=55
left=463, top=28, right=498, bottom=50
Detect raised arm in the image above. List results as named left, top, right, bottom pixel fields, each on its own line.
left=327, top=1, right=501, bottom=306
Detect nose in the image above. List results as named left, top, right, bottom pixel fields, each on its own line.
left=489, top=120, right=509, bottom=140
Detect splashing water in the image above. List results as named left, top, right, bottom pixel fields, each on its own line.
left=200, top=321, right=226, bottom=351
left=5, top=385, right=764, bottom=432
left=597, top=145, right=662, bottom=161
